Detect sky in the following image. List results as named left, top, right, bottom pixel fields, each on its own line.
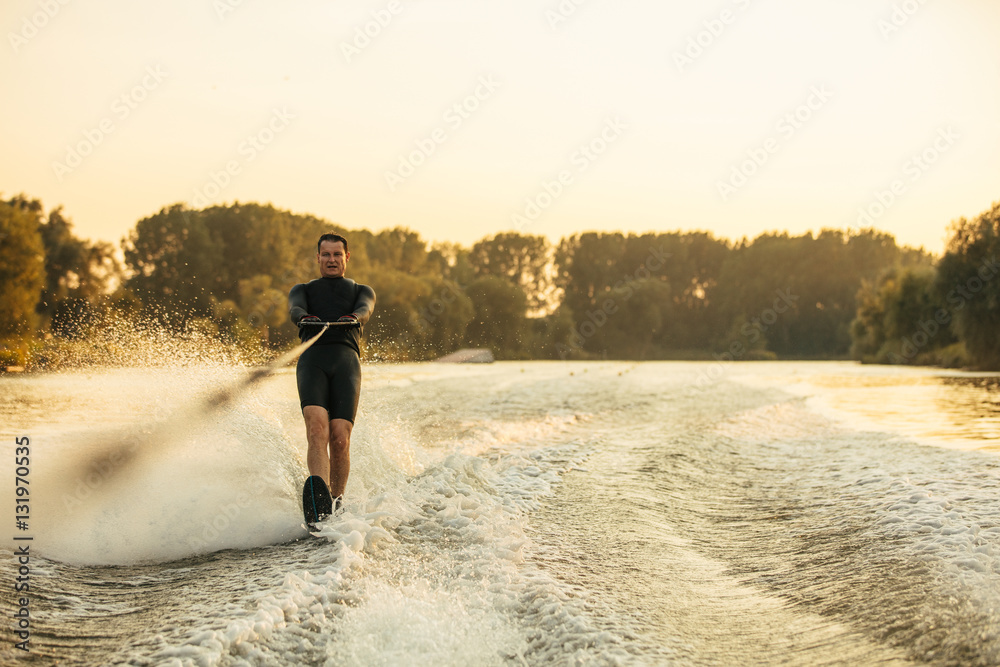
left=2, top=0, right=999, bottom=255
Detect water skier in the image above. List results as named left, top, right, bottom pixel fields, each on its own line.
left=288, top=233, right=376, bottom=526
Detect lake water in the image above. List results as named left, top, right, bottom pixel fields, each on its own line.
left=1, top=360, right=998, bottom=665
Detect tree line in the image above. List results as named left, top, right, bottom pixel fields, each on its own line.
left=850, top=201, right=1000, bottom=369
left=1, top=194, right=997, bottom=369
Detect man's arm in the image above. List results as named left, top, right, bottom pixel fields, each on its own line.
left=288, top=284, right=309, bottom=324
left=352, top=285, right=376, bottom=326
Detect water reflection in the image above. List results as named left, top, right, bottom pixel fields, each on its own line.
left=936, top=376, right=1000, bottom=449
left=803, top=370, right=1000, bottom=452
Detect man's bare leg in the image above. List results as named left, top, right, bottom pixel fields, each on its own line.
left=329, top=418, right=353, bottom=500
left=303, top=406, right=332, bottom=486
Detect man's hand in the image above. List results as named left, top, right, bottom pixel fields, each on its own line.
left=298, top=315, right=322, bottom=327
left=337, top=314, right=359, bottom=327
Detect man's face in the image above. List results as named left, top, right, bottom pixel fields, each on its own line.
left=317, top=240, right=349, bottom=278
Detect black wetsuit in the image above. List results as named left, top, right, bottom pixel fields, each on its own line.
left=288, top=277, right=376, bottom=423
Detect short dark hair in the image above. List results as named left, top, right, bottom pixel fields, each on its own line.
left=318, top=233, right=348, bottom=253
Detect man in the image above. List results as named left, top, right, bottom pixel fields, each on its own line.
left=288, top=233, right=375, bottom=526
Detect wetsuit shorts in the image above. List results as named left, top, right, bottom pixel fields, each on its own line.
left=296, top=344, right=362, bottom=423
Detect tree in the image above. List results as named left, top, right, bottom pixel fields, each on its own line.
left=464, top=275, right=529, bottom=358
left=237, top=274, right=287, bottom=344
left=124, top=204, right=221, bottom=321
left=0, top=199, right=45, bottom=335
left=0, top=198, right=45, bottom=364
left=637, top=231, right=727, bottom=350
left=555, top=231, right=723, bottom=357
left=364, top=228, right=427, bottom=275
left=469, top=232, right=553, bottom=312
left=415, top=279, right=474, bottom=356
left=936, top=201, right=1000, bottom=369
left=123, top=202, right=336, bottom=333
left=365, top=269, right=433, bottom=359
left=615, top=279, right=672, bottom=359
left=850, top=266, right=956, bottom=364
left=36, top=206, right=118, bottom=335
left=427, top=242, right=475, bottom=286
left=717, top=229, right=928, bottom=358
left=556, top=232, right=627, bottom=320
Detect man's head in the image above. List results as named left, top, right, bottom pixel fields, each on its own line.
left=317, top=233, right=348, bottom=254
left=317, top=233, right=350, bottom=278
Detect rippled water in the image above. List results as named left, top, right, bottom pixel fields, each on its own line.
left=1, top=360, right=998, bottom=665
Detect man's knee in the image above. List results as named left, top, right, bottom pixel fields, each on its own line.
left=329, top=422, right=352, bottom=452
left=330, top=437, right=349, bottom=457
left=306, top=419, right=328, bottom=440
left=303, top=406, right=329, bottom=425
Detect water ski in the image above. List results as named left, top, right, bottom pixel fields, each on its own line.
left=302, top=475, right=333, bottom=530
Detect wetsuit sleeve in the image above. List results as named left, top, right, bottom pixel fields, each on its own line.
left=352, top=285, right=376, bottom=326
left=288, top=284, right=309, bottom=324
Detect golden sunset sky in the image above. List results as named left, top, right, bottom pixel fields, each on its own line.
left=2, top=0, right=998, bottom=253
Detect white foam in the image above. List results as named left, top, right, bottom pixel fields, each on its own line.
left=324, top=581, right=524, bottom=666
left=134, top=437, right=660, bottom=666
left=712, top=399, right=843, bottom=444
left=711, top=394, right=1000, bottom=659
left=32, top=398, right=308, bottom=565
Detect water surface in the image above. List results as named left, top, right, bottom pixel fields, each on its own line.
left=1, top=360, right=998, bottom=665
